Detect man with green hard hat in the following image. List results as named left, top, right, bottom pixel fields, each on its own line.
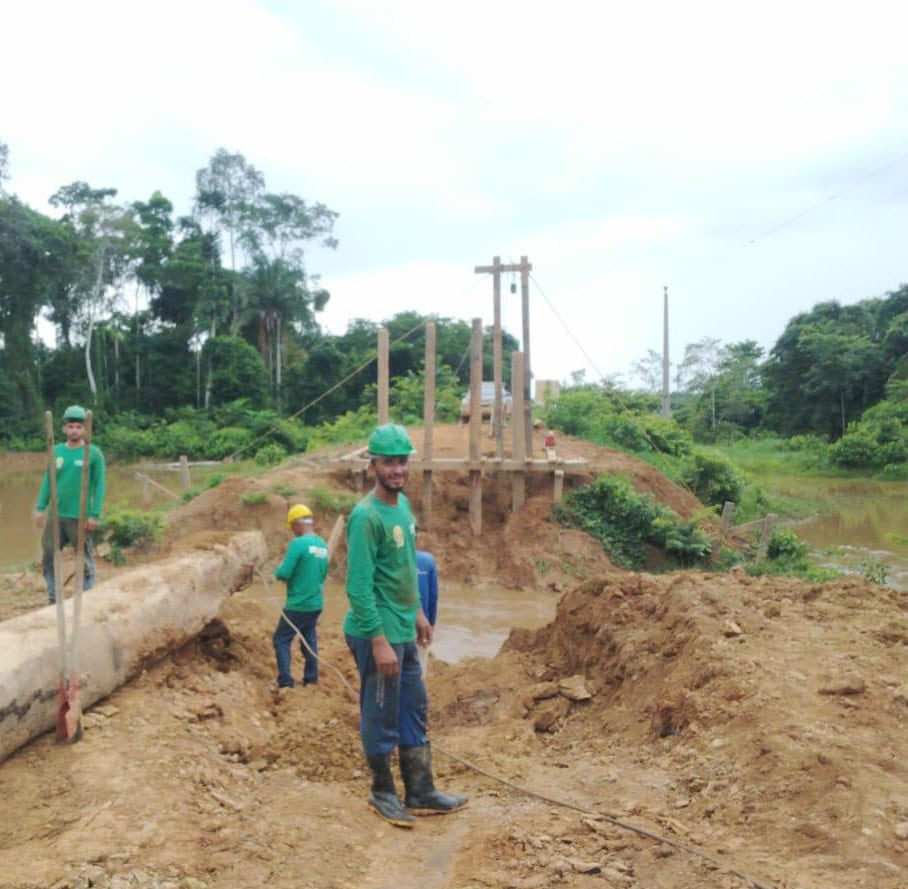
left=344, top=423, right=467, bottom=827
left=34, top=405, right=106, bottom=604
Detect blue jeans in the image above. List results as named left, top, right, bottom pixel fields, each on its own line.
left=42, top=518, right=96, bottom=604
left=273, top=609, right=321, bottom=687
left=345, top=635, right=428, bottom=756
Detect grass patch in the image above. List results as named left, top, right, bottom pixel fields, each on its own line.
left=241, top=491, right=269, bottom=506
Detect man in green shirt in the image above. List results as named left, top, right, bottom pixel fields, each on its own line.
left=344, top=423, right=467, bottom=827
left=273, top=503, right=329, bottom=690
left=33, top=405, right=106, bottom=605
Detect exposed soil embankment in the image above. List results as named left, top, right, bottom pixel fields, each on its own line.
left=0, top=427, right=905, bottom=889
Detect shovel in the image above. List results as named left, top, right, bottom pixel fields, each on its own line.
left=45, top=410, right=89, bottom=744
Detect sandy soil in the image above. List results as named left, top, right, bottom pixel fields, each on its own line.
left=1, top=426, right=906, bottom=889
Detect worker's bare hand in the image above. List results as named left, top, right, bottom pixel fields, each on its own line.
left=371, top=636, right=399, bottom=677
left=85, top=518, right=99, bottom=533
left=33, top=511, right=45, bottom=530
left=416, top=610, right=434, bottom=647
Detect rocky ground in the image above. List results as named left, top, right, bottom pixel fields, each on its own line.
left=0, top=426, right=906, bottom=889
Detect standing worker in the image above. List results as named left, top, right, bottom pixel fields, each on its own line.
left=344, top=423, right=467, bottom=828
left=415, top=530, right=438, bottom=677
left=33, top=405, right=106, bottom=605
left=273, top=504, right=329, bottom=691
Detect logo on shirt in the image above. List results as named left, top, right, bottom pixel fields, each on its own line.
left=393, top=525, right=405, bottom=548
left=55, top=457, right=64, bottom=470
left=308, top=545, right=328, bottom=559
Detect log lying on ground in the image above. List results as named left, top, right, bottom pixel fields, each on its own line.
left=0, top=531, right=266, bottom=764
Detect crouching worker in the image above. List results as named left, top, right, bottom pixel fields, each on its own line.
left=344, top=424, right=467, bottom=827
left=273, top=504, right=329, bottom=690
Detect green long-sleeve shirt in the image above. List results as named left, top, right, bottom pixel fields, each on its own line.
left=273, top=533, right=329, bottom=611
left=343, top=492, right=419, bottom=643
left=36, top=443, right=106, bottom=520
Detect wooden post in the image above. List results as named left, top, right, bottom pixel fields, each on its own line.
left=377, top=327, right=389, bottom=425
left=719, top=501, right=736, bottom=539
left=422, top=321, right=436, bottom=527
left=179, top=455, right=191, bottom=491
left=662, top=285, right=671, bottom=418
left=492, top=255, right=503, bottom=457
left=757, top=514, right=778, bottom=558
left=469, top=318, right=483, bottom=535
left=511, top=351, right=526, bottom=512
left=553, top=469, right=565, bottom=504
left=520, top=255, right=532, bottom=456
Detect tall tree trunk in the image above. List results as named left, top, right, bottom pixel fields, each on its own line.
left=134, top=282, right=141, bottom=408
left=275, top=316, right=282, bottom=412
left=204, top=318, right=215, bottom=410
left=114, top=333, right=120, bottom=404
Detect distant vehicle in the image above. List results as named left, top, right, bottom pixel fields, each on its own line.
left=460, top=381, right=512, bottom=423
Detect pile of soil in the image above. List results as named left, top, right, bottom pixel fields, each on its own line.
left=0, top=426, right=905, bottom=889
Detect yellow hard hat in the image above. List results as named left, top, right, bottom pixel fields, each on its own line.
left=286, top=504, right=313, bottom=527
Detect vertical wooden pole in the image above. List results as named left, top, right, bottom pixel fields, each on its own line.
left=469, top=318, right=483, bottom=535
left=492, top=255, right=503, bottom=457
left=377, top=326, right=389, bottom=425
left=520, top=256, right=532, bottom=456
left=422, top=321, right=436, bottom=527
left=179, top=455, right=191, bottom=491
left=511, top=351, right=526, bottom=512
left=553, top=469, right=565, bottom=504
left=662, top=285, right=671, bottom=418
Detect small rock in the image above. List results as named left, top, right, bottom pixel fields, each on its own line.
left=673, top=797, right=691, bottom=809
left=559, top=675, right=592, bottom=702
left=895, top=821, right=908, bottom=840
left=568, top=858, right=601, bottom=874
left=181, top=879, right=208, bottom=889
left=529, top=681, right=560, bottom=701
left=723, top=620, right=743, bottom=637
left=818, top=676, right=866, bottom=696
left=93, top=704, right=120, bottom=718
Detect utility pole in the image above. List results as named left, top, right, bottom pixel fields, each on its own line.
left=474, top=255, right=533, bottom=456
left=662, top=285, right=671, bottom=419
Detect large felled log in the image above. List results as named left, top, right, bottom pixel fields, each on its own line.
left=0, top=531, right=266, bottom=763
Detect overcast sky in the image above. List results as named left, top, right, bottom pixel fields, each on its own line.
left=3, top=0, right=908, bottom=386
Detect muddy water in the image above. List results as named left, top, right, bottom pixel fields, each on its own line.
left=0, top=462, right=203, bottom=571
left=244, top=578, right=556, bottom=663
left=782, top=478, right=908, bottom=589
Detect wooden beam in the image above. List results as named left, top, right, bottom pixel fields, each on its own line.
left=377, top=326, right=389, bottom=425
left=330, top=457, right=589, bottom=473
left=492, top=256, right=503, bottom=457
left=469, top=318, right=483, bottom=534
left=553, top=469, right=565, bottom=504
left=422, top=321, right=436, bottom=527
left=511, top=351, right=526, bottom=512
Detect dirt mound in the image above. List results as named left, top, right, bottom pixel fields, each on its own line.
left=427, top=569, right=908, bottom=888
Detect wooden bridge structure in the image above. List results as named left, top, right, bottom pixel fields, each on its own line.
left=324, top=319, right=589, bottom=534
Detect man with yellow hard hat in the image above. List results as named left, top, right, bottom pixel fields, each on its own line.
left=272, top=503, right=329, bottom=690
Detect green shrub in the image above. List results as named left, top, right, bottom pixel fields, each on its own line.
left=181, top=488, right=201, bottom=502
left=554, top=474, right=710, bottom=569
left=207, top=427, right=255, bottom=460
left=682, top=448, right=743, bottom=507
left=766, top=528, right=808, bottom=560
left=241, top=491, right=268, bottom=506
left=306, top=484, right=358, bottom=514
left=101, top=510, right=163, bottom=549
left=254, top=443, right=287, bottom=466
left=206, top=473, right=225, bottom=489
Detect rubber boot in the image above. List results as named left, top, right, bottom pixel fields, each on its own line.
left=399, top=743, right=468, bottom=815
left=366, top=753, right=415, bottom=828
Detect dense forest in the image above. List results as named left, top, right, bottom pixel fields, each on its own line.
left=0, top=141, right=905, bottom=471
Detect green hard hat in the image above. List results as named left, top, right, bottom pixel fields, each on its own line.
left=62, top=405, right=87, bottom=422
left=368, top=423, right=414, bottom=456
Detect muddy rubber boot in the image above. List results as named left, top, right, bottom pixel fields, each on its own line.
left=366, top=753, right=415, bottom=828
left=399, top=743, right=468, bottom=815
